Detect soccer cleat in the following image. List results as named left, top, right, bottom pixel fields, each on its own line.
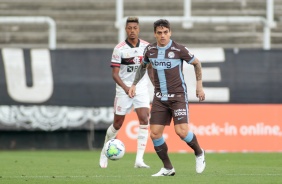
left=151, top=167, right=175, bottom=176
left=99, top=148, right=108, bottom=168
left=134, top=161, right=150, bottom=168
left=196, top=148, right=206, bottom=173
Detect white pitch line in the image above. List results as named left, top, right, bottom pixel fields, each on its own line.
left=1, top=175, right=147, bottom=179
left=2, top=173, right=282, bottom=179
left=226, top=174, right=282, bottom=176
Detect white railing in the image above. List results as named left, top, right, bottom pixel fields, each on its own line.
left=0, top=16, right=57, bottom=50
left=116, top=0, right=276, bottom=50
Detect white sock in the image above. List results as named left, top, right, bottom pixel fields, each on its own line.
left=135, top=124, right=149, bottom=163
left=104, top=124, right=119, bottom=146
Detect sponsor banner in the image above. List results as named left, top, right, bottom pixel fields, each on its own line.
left=117, top=104, right=282, bottom=152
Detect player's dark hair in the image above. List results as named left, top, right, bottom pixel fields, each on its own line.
left=126, top=17, right=139, bottom=25
left=154, top=19, right=170, bottom=32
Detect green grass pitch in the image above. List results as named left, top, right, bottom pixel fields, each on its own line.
left=1, top=150, right=281, bottom=184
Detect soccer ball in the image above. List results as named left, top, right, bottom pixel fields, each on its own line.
left=104, top=139, right=125, bottom=160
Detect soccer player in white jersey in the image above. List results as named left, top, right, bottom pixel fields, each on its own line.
left=99, top=17, right=152, bottom=168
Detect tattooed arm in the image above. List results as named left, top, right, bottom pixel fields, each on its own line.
left=147, top=63, right=154, bottom=86
left=128, top=62, right=148, bottom=98
left=191, top=58, right=205, bottom=101
left=132, top=62, right=147, bottom=85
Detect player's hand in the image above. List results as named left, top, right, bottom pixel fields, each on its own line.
left=196, top=89, right=205, bottom=102
left=128, top=85, right=136, bottom=98
left=123, top=86, right=130, bottom=95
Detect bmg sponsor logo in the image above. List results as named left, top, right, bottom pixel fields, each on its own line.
left=152, top=59, right=171, bottom=68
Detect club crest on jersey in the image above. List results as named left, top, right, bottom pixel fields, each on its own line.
left=133, top=56, right=141, bottom=64
left=168, top=52, right=175, bottom=58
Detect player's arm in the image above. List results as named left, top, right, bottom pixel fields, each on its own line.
left=128, top=62, right=148, bottom=98
left=191, top=58, right=205, bottom=101
left=133, top=62, right=148, bottom=85
left=147, top=63, right=154, bottom=86
left=112, top=67, right=130, bottom=94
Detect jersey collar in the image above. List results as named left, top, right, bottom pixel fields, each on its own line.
left=125, top=39, right=140, bottom=48
left=157, top=39, right=172, bottom=50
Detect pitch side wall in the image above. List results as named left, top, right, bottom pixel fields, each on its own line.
left=0, top=48, right=281, bottom=151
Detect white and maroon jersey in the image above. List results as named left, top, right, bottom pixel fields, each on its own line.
left=111, top=39, right=149, bottom=96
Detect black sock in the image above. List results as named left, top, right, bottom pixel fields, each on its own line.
left=154, top=142, right=173, bottom=169
left=187, top=135, right=203, bottom=156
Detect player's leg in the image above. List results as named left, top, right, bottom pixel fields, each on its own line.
left=99, top=114, right=125, bottom=168
left=174, top=118, right=206, bottom=173
left=150, top=102, right=175, bottom=176
left=174, top=123, right=205, bottom=173
left=150, top=123, right=175, bottom=176
left=173, top=101, right=206, bottom=173
left=174, top=124, right=203, bottom=155
left=99, top=96, right=132, bottom=168
left=133, top=92, right=151, bottom=168
left=185, top=131, right=205, bottom=174
left=105, top=114, right=126, bottom=147
left=134, top=107, right=150, bottom=168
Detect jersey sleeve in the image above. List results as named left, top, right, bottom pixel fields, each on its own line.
left=142, top=45, right=150, bottom=64
left=181, top=46, right=195, bottom=64
left=110, top=47, right=121, bottom=67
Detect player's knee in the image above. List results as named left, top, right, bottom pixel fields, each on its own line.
left=113, top=121, right=123, bottom=130
left=139, top=119, right=149, bottom=125
left=175, top=129, right=187, bottom=139
left=138, top=115, right=149, bottom=125
left=150, top=131, right=160, bottom=140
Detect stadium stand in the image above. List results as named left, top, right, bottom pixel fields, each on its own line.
left=0, top=0, right=281, bottom=49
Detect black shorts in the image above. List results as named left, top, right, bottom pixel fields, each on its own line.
left=150, top=96, right=189, bottom=126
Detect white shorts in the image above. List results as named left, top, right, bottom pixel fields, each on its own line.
left=114, top=92, right=150, bottom=115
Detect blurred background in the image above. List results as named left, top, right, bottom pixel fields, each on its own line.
left=0, top=0, right=281, bottom=49
left=0, top=0, right=281, bottom=152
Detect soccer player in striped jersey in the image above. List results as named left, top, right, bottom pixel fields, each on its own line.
left=128, top=19, right=206, bottom=176
left=99, top=17, right=152, bottom=169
